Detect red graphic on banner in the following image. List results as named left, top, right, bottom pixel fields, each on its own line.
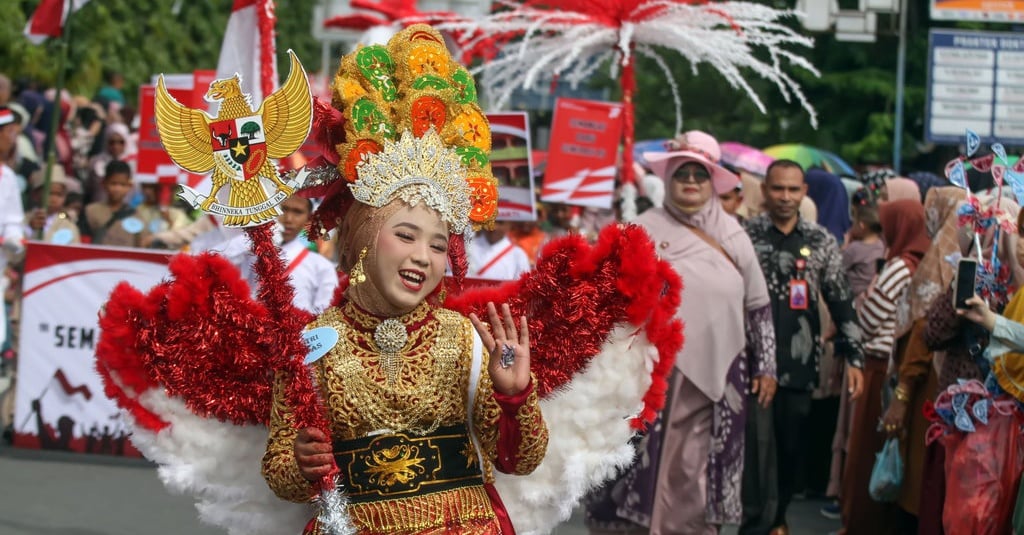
left=54, top=369, right=92, bottom=400
left=541, top=98, right=624, bottom=209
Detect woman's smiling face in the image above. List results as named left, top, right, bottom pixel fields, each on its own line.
left=370, top=203, right=449, bottom=313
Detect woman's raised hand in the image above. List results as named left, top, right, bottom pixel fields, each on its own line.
left=469, top=302, right=531, bottom=396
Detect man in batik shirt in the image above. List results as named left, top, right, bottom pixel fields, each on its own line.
left=739, top=159, right=865, bottom=535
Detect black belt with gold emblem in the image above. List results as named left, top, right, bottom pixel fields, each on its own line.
left=332, top=423, right=484, bottom=503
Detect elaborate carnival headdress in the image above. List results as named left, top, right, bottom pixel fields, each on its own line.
left=302, top=24, right=498, bottom=254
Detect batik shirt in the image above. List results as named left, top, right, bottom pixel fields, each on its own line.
left=744, top=214, right=865, bottom=390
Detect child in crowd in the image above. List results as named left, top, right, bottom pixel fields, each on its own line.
left=843, top=202, right=886, bottom=309
left=78, top=160, right=145, bottom=247
left=25, top=166, right=79, bottom=244
left=223, top=195, right=338, bottom=314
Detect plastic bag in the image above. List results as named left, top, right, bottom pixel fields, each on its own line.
left=869, top=437, right=903, bottom=502
left=943, top=410, right=1024, bottom=535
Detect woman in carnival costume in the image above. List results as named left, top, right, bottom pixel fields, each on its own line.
left=262, top=26, right=548, bottom=533
left=95, top=25, right=683, bottom=535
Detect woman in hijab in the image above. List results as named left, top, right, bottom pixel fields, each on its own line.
left=586, top=130, right=776, bottom=534
left=884, top=177, right=921, bottom=203
left=86, top=122, right=136, bottom=203
left=907, top=171, right=949, bottom=202
left=882, top=187, right=966, bottom=530
left=919, top=194, right=1021, bottom=534
left=805, top=168, right=851, bottom=243
left=840, top=199, right=931, bottom=534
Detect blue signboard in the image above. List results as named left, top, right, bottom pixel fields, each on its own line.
left=925, top=29, right=1024, bottom=145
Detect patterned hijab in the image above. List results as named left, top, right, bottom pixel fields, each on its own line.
left=894, top=187, right=966, bottom=338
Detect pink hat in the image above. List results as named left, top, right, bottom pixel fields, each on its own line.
left=643, top=130, right=740, bottom=195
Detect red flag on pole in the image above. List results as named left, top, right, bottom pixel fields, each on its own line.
left=24, top=0, right=92, bottom=44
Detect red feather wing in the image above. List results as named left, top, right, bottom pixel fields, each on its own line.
left=445, top=223, right=682, bottom=427
left=96, top=252, right=314, bottom=432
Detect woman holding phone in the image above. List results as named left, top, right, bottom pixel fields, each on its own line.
left=957, top=208, right=1024, bottom=376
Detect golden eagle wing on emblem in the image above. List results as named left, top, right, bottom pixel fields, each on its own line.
left=154, top=76, right=215, bottom=173
left=258, top=50, right=313, bottom=159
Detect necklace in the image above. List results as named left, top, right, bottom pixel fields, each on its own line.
left=330, top=302, right=462, bottom=435
left=374, top=318, right=408, bottom=385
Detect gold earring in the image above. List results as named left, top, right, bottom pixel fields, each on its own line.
left=349, top=247, right=368, bottom=285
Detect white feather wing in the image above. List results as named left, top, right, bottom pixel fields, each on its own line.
left=494, top=324, right=659, bottom=535
left=129, top=389, right=312, bottom=535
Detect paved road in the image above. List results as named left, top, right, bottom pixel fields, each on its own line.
left=0, top=444, right=839, bottom=535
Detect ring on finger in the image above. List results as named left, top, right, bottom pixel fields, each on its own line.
left=500, top=343, right=515, bottom=369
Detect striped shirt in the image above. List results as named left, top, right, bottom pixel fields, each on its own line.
left=858, top=257, right=913, bottom=359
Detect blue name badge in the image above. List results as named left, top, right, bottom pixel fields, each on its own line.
left=302, top=327, right=339, bottom=365
left=51, top=228, right=74, bottom=245
left=121, top=216, right=144, bottom=234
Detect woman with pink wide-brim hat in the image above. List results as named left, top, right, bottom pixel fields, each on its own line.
left=586, top=131, right=776, bottom=534
left=643, top=131, right=742, bottom=197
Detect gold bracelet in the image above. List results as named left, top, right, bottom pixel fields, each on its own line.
left=894, top=385, right=910, bottom=403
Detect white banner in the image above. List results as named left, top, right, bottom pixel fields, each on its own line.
left=13, top=243, right=170, bottom=456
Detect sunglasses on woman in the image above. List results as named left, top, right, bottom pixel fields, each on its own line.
left=671, top=167, right=711, bottom=183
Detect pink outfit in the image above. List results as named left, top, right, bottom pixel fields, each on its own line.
left=650, top=374, right=717, bottom=535
left=637, top=198, right=769, bottom=401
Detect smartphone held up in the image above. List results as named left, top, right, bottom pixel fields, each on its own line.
left=953, top=257, right=979, bottom=310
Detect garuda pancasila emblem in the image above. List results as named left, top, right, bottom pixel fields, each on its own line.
left=154, top=51, right=312, bottom=227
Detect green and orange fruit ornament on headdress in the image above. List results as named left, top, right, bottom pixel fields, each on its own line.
left=302, top=24, right=499, bottom=288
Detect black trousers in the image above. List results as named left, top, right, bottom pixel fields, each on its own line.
left=740, top=388, right=812, bottom=533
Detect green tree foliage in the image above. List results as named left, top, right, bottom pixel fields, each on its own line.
left=4, top=0, right=320, bottom=106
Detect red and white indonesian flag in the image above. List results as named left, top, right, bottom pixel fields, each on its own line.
left=24, top=0, right=92, bottom=44
left=216, top=0, right=277, bottom=105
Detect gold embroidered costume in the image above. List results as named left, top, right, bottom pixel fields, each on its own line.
left=262, top=302, right=548, bottom=534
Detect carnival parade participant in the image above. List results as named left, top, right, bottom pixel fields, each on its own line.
left=920, top=193, right=1021, bottom=534
left=740, top=159, right=865, bottom=535
left=263, top=175, right=547, bottom=534
left=587, top=130, right=776, bottom=534
left=95, top=24, right=682, bottom=535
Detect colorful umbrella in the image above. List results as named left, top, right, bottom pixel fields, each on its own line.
left=763, top=144, right=856, bottom=177
left=720, top=142, right=775, bottom=177
left=633, top=138, right=670, bottom=168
